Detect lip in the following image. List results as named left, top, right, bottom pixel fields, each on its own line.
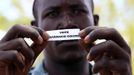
left=55, top=40, right=79, bottom=47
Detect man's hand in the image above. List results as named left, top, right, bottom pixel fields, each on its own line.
left=79, top=26, right=131, bottom=75
left=0, top=25, right=48, bottom=75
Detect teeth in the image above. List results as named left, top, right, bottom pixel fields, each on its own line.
left=46, top=29, right=80, bottom=41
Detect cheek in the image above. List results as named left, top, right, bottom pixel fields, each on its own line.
left=45, top=42, right=56, bottom=55
left=40, top=19, right=58, bottom=31
left=74, top=15, right=93, bottom=29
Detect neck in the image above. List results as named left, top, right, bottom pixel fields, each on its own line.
left=43, top=55, right=89, bottom=75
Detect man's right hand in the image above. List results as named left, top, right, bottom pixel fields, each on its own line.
left=0, top=25, right=48, bottom=75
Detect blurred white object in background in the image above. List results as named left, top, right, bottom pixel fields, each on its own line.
left=0, top=30, right=6, bottom=40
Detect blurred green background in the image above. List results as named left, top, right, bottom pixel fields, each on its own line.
left=0, top=0, right=134, bottom=74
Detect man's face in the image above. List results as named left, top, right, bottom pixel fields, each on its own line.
left=36, top=0, right=94, bottom=62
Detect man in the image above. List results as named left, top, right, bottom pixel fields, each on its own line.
left=0, top=0, right=131, bottom=75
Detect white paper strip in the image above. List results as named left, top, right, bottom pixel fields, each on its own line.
left=46, top=29, right=80, bottom=41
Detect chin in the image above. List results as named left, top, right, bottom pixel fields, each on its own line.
left=47, top=41, right=87, bottom=64
left=56, top=50, right=87, bottom=65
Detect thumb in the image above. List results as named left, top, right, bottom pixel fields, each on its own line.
left=31, top=40, right=48, bottom=58
left=31, top=32, right=48, bottom=58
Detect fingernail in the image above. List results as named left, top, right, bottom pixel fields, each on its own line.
left=84, top=35, right=90, bottom=44
left=87, top=53, right=91, bottom=61
left=87, top=53, right=92, bottom=61
left=38, top=36, right=43, bottom=44
left=79, top=30, right=85, bottom=38
left=43, top=32, right=49, bottom=41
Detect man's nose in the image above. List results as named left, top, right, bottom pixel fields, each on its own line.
left=59, top=14, right=78, bottom=29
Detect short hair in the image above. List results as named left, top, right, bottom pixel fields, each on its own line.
left=33, top=0, right=94, bottom=19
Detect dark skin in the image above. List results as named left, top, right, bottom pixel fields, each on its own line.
left=0, top=0, right=131, bottom=75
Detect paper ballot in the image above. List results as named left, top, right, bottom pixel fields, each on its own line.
left=46, top=29, right=80, bottom=41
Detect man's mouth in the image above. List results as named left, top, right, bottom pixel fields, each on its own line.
left=55, top=40, right=79, bottom=47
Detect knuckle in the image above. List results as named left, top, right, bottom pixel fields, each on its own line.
left=125, top=46, right=131, bottom=55
left=15, top=38, right=34, bottom=60
left=16, top=38, right=25, bottom=46
left=120, top=63, right=129, bottom=72
left=32, top=30, right=38, bottom=36
left=12, top=24, right=21, bottom=30
left=127, top=47, right=131, bottom=54
left=29, top=51, right=35, bottom=60
left=29, top=29, right=39, bottom=38
left=11, top=51, right=18, bottom=60
left=109, top=28, right=117, bottom=33
left=105, top=40, right=115, bottom=49
left=33, top=27, right=43, bottom=35
left=90, top=46, right=97, bottom=55
left=109, top=28, right=118, bottom=35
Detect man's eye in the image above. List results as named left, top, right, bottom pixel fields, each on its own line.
left=46, top=11, right=60, bottom=18
left=72, top=9, right=87, bottom=15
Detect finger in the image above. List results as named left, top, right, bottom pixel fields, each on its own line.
left=83, top=27, right=130, bottom=54
left=1, top=25, right=43, bottom=44
left=88, top=40, right=129, bottom=61
left=0, top=38, right=34, bottom=62
left=93, top=58, right=130, bottom=74
left=31, top=26, right=49, bottom=58
left=79, top=39, right=95, bottom=52
left=79, top=26, right=98, bottom=38
left=92, top=55, right=112, bottom=74
left=31, top=39, right=48, bottom=58
left=0, top=50, right=25, bottom=69
left=32, top=26, right=49, bottom=41
left=108, top=60, right=130, bottom=73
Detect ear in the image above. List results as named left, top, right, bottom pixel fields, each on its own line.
left=93, top=14, right=99, bottom=26
left=31, top=20, right=38, bottom=27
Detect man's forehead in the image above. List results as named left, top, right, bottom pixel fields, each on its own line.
left=38, top=0, right=91, bottom=9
